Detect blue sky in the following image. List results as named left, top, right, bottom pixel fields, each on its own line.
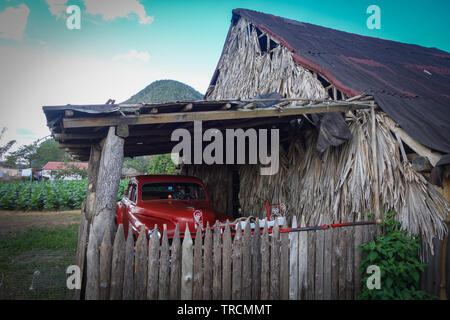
left=0, top=0, right=449, bottom=148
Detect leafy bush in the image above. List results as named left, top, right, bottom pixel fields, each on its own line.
left=357, top=211, right=436, bottom=300
left=0, top=179, right=129, bottom=211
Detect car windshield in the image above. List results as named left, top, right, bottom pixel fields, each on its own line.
left=141, top=182, right=207, bottom=201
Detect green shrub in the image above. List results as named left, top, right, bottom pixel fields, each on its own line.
left=357, top=211, right=436, bottom=300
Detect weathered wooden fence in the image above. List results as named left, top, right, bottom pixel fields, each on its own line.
left=83, top=215, right=378, bottom=300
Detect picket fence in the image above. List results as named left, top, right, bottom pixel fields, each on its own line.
left=83, top=216, right=377, bottom=300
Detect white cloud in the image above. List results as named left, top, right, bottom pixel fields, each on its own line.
left=112, top=49, right=150, bottom=63
left=0, top=4, right=30, bottom=41
left=0, top=45, right=209, bottom=149
left=46, top=0, right=68, bottom=19
left=83, top=0, right=154, bottom=24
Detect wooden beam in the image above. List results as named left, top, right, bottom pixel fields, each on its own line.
left=384, top=116, right=442, bottom=166
left=371, top=106, right=381, bottom=220
left=116, top=124, right=129, bottom=138
left=63, top=102, right=372, bottom=129
left=54, top=133, right=106, bottom=141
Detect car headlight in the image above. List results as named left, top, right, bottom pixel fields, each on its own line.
left=147, top=228, right=161, bottom=240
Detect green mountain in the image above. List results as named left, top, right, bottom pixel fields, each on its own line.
left=122, top=79, right=203, bottom=104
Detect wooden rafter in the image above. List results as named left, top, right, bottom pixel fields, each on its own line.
left=62, top=102, right=372, bottom=129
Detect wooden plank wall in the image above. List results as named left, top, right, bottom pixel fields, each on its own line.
left=83, top=219, right=378, bottom=300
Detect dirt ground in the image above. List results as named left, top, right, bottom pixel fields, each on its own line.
left=0, top=210, right=80, bottom=234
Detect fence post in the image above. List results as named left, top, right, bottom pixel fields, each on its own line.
left=338, top=228, right=346, bottom=299
left=232, top=222, right=242, bottom=300
left=99, top=225, right=112, bottom=300
left=307, top=225, right=315, bottom=300
left=289, top=216, right=298, bottom=300
left=280, top=219, right=290, bottom=300
left=134, top=226, right=148, bottom=300
left=193, top=225, right=203, bottom=299
left=213, top=221, right=222, bottom=300
left=298, top=216, right=308, bottom=299
left=122, top=224, right=134, bottom=300
left=315, top=226, right=324, bottom=300
left=147, top=225, right=160, bottom=300
left=346, top=216, right=355, bottom=300
left=85, top=228, right=99, bottom=300
left=324, top=219, right=332, bottom=300
left=261, top=221, right=270, bottom=300
left=170, top=224, right=181, bottom=300
left=203, top=222, right=213, bottom=300
left=242, top=220, right=252, bottom=299
left=270, top=219, right=280, bottom=300
left=222, top=221, right=232, bottom=300
left=252, top=218, right=261, bottom=300
left=159, top=225, right=170, bottom=300
left=181, top=224, right=193, bottom=300
left=110, top=224, right=125, bottom=300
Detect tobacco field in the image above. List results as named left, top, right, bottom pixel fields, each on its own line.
left=0, top=180, right=128, bottom=211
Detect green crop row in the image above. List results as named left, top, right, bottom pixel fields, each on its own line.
left=0, top=180, right=128, bottom=211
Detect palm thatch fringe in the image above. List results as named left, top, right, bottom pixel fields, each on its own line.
left=206, top=17, right=327, bottom=101
left=183, top=110, right=448, bottom=256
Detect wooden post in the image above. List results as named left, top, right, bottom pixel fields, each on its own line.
left=307, top=230, right=315, bottom=300
left=222, top=221, right=232, bottom=300
left=134, top=226, right=148, bottom=300
left=170, top=224, right=181, bottom=300
left=181, top=224, right=193, bottom=300
left=232, top=222, right=242, bottom=300
left=99, top=225, right=112, bottom=300
left=85, top=228, right=99, bottom=300
left=252, top=218, right=261, bottom=300
left=298, top=216, right=308, bottom=300
left=193, top=225, right=203, bottom=299
left=280, top=220, right=289, bottom=300
left=261, top=221, right=270, bottom=300
left=110, top=224, right=125, bottom=300
left=203, top=222, right=213, bottom=300
left=270, top=220, right=280, bottom=300
left=75, top=144, right=101, bottom=300
left=159, top=226, right=170, bottom=300
left=122, top=224, right=135, bottom=300
left=147, top=226, right=160, bottom=300
left=242, top=220, right=252, bottom=299
left=91, top=126, right=124, bottom=245
left=289, top=216, right=299, bottom=300
left=315, top=228, right=324, bottom=300
left=213, top=221, right=222, bottom=300
left=323, top=221, right=332, bottom=300
left=371, top=106, right=381, bottom=220
left=354, top=217, right=364, bottom=298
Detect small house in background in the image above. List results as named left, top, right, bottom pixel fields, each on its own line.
left=41, top=161, right=88, bottom=180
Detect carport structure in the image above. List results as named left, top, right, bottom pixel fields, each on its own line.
left=42, top=97, right=373, bottom=299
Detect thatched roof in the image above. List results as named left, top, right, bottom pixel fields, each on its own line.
left=209, top=8, right=450, bottom=157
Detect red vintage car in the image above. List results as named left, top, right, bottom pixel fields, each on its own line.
left=116, top=175, right=229, bottom=240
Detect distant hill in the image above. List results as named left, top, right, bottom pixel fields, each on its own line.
left=122, top=79, right=203, bottom=104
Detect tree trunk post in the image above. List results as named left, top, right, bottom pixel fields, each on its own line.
left=91, top=126, right=124, bottom=245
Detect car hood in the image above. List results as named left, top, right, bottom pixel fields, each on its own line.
left=137, top=200, right=219, bottom=220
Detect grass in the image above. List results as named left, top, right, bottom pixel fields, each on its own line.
left=0, top=225, right=79, bottom=300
